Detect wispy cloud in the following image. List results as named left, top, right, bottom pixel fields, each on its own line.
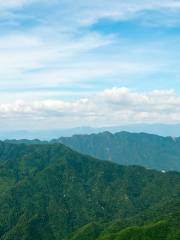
left=0, top=31, right=116, bottom=88
left=1, top=0, right=180, bottom=27
left=0, top=28, right=168, bottom=90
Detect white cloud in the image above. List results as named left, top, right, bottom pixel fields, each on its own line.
left=100, top=88, right=180, bottom=112
left=0, top=87, right=180, bottom=129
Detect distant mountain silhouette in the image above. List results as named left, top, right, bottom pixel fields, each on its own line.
left=1, top=123, right=180, bottom=140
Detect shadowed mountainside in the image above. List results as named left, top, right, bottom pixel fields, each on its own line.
left=56, top=131, right=180, bottom=171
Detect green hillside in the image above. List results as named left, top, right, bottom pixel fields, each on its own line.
left=57, top=131, right=180, bottom=171
left=0, top=142, right=179, bottom=239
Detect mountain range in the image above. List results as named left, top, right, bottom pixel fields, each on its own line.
left=5, top=131, right=180, bottom=172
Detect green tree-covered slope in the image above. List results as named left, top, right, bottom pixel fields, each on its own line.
left=0, top=142, right=179, bottom=239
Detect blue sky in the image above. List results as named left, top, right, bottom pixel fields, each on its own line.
left=0, top=0, right=180, bottom=130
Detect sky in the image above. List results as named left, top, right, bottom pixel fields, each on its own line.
left=0, top=0, right=180, bottom=130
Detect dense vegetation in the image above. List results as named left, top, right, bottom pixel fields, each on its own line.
left=57, top=131, right=180, bottom=171
left=0, top=141, right=179, bottom=239
left=68, top=218, right=180, bottom=240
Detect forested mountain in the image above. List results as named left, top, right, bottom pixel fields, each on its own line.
left=0, top=141, right=179, bottom=239
left=57, top=131, right=180, bottom=171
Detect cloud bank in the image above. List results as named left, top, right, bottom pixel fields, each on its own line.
left=1, top=88, right=180, bottom=129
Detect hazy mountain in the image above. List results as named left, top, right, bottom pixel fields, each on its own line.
left=0, top=142, right=179, bottom=239
left=57, top=131, right=180, bottom=171
left=0, top=127, right=96, bottom=141
left=1, top=124, right=180, bottom=140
